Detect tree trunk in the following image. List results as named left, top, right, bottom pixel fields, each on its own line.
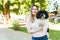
left=7, top=1, right=10, bottom=20
left=3, top=4, right=7, bottom=17
left=2, top=0, right=7, bottom=16
left=2, top=0, right=7, bottom=24
left=7, top=8, right=10, bottom=21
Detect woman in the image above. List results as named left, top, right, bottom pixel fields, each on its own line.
left=26, top=5, right=49, bottom=40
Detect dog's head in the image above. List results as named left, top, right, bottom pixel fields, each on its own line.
left=36, top=10, right=49, bottom=19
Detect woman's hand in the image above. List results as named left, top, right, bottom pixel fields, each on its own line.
left=28, top=24, right=44, bottom=34
left=39, top=23, right=44, bottom=27
left=29, top=32, right=35, bottom=34
left=39, top=24, right=44, bottom=30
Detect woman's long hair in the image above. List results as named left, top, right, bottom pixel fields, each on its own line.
left=30, top=5, right=39, bottom=23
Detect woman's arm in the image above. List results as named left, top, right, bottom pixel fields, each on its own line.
left=26, top=18, right=37, bottom=34
left=26, top=18, right=44, bottom=34
left=28, top=24, right=44, bottom=34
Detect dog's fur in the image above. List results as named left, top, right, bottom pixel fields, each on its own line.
left=36, top=10, right=49, bottom=32
left=36, top=10, right=49, bottom=19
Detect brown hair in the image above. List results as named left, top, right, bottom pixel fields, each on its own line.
left=30, top=5, right=39, bottom=23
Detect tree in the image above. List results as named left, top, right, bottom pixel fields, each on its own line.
left=32, top=0, right=35, bottom=5
left=0, top=0, right=48, bottom=17
left=2, top=0, right=7, bottom=16
left=38, top=0, right=48, bottom=10
left=6, top=0, right=10, bottom=20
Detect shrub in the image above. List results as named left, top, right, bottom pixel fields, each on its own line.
left=9, top=19, right=20, bottom=31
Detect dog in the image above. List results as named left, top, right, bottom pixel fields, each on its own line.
left=36, top=10, right=49, bottom=19
left=36, top=10, right=49, bottom=32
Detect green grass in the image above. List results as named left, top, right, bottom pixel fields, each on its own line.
left=10, top=26, right=60, bottom=40
left=20, top=27, right=60, bottom=40
left=49, top=30, right=60, bottom=40
left=49, top=19, right=60, bottom=24
left=9, top=27, right=28, bottom=33
left=20, top=27, right=28, bottom=33
left=19, top=27, right=60, bottom=40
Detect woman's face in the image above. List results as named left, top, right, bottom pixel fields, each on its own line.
left=31, top=6, right=38, bottom=16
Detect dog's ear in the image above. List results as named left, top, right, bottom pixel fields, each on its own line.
left=36, top=11, right=43, bottom=19
left=43, top=10, right=49, bottom=19
left=36, top=10, right=49, bottom=19
left=39, top=10, right=49, bottom=19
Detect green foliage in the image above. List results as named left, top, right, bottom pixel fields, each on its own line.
left=9, top=19, right=28, bottom=32
left=0, top=4, right=3, bottom=11
left=6, top=0, right=11, bottom=10
left=10, top=19, right=20, bottom=31
left=20, top=27, right=27, bottom=33
left=49, top=18, right=60, bottom=24
left=38, top=0, right=48, bottom=10
left=53, top=1, right=58, bottom=9
left=11, top=9, right=19, bottom=15
left=0, top=0, right=48, bottom=14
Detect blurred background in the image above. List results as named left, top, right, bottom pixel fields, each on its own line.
left=0, top=0, right=60, bottom=40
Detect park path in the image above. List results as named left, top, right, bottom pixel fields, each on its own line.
left=0, top=28, right=52, bottom=40
left=0, top=28, right=31, bottom=40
